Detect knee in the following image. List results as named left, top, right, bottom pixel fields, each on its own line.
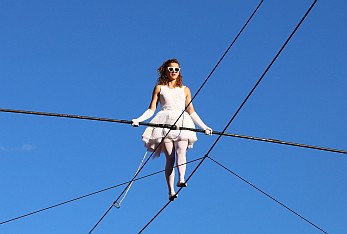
left=176, top=148, right=186, bottom=156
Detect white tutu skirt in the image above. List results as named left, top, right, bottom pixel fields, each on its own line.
left=142, top=109, right=197, bottom=157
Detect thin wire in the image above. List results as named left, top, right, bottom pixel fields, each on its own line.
left=1, top=108, right=345, bottom=154
left=138, top=201, right=171, bottom=234
left=138, top=1, right=319, bottom=233
left=0, top=157, right=203, bottom=225
left=188, top=0, right=265, bottom=103
left=114, top=151, right=149, bottom=209
left=89, top=1, right=265, bottom=232
left=206, top=156, right=328, bottom=234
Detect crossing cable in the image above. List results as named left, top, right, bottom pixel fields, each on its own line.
left=0, top=108, right=345, bottom=155
left=0, top=157, right=203, bottom=225
left=138, top=1, right=319, bottom=233
left=206, top=156, right=328, bottom=234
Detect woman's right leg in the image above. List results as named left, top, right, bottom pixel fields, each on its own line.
left=163, top=139, right=176, bottom=197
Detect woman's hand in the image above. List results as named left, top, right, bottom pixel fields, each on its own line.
left=131, top=119, right=140, bottom=127
left=204, top=127, right=213, bottom=136
left=131, top=109, right=154, bottom=127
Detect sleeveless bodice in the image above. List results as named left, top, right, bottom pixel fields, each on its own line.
left=159, top=86, right=186, bottom=111
left=141, top=85, right=198, bottom=156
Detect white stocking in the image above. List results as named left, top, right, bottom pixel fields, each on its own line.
left=174, top=140, right=188, bottom=183
left=163, top=140, right=175, bottom=196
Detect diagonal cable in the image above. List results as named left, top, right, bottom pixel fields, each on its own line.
left=206, top=156, right=328, bottom=233
left=138, top=1, right=319, bottom=233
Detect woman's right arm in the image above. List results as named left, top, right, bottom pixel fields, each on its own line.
left=148, top=85, right=161, bottom=111
left=132, top=85, right=161, bottom=126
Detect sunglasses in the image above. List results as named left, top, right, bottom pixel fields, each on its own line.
left=167, top=67, right=181, bottom=73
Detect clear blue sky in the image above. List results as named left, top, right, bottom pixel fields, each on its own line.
left=1, top=0, right=346, bottom=233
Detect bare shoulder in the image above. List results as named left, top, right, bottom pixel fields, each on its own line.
left=153, top=85, right=162, bottom=94
left=184, top=86, right=191, bottom=95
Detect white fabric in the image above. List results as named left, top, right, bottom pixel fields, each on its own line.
left=190, top=112, right=212, bottom=135
left=163, top=140, right=188, bottom=196
left=163, top=141, right=175, bottom=196
left=189, top=112, right=207, bottom=129
left=132, top=109, right=154, bottom=126
left=175, top=140, right=188, bottom=183
left=141, top=86, right=197, bottom=156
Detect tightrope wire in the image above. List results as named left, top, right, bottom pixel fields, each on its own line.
left=1, top=108, right=345, bottom=154
left=138, top=1, right=319, bottom=233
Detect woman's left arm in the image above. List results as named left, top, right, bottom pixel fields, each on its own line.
left=184, top=86, right=195, bottom=115
left=184, top=87, right=212, bottom=135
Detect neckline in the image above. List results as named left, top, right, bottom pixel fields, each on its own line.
left=165, top=85, right=183, bottom=90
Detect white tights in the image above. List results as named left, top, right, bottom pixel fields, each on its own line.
left=163, top=140, right=188, bottom=196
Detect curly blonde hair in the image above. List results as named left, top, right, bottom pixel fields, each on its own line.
left=157, top=58, right=183, bottom=87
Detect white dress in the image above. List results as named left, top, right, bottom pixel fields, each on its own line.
left=142, top=85, right=197, bottom=156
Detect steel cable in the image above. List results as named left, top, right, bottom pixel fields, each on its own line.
left=1, top=108, right=345, bottom=154
left=206, top=156, right=328, bottom=234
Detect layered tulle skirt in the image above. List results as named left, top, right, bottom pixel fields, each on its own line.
left=142, top=109, right=197, bottom=156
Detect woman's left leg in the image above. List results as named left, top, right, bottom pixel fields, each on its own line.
left=174, top=140, right=188, bottom=184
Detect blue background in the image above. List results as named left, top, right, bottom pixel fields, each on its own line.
left=1, top=0, right=346, bottom=233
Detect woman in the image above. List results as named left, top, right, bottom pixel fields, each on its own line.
left=132, top=58, right=212, bottom=201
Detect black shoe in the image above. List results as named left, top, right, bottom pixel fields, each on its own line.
left=176, top=181, right=187, bottom=187
left=169, top=194, right=178, bottom=201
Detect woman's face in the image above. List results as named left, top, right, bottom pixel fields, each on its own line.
left=166, top=62, right=180, bottom=81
